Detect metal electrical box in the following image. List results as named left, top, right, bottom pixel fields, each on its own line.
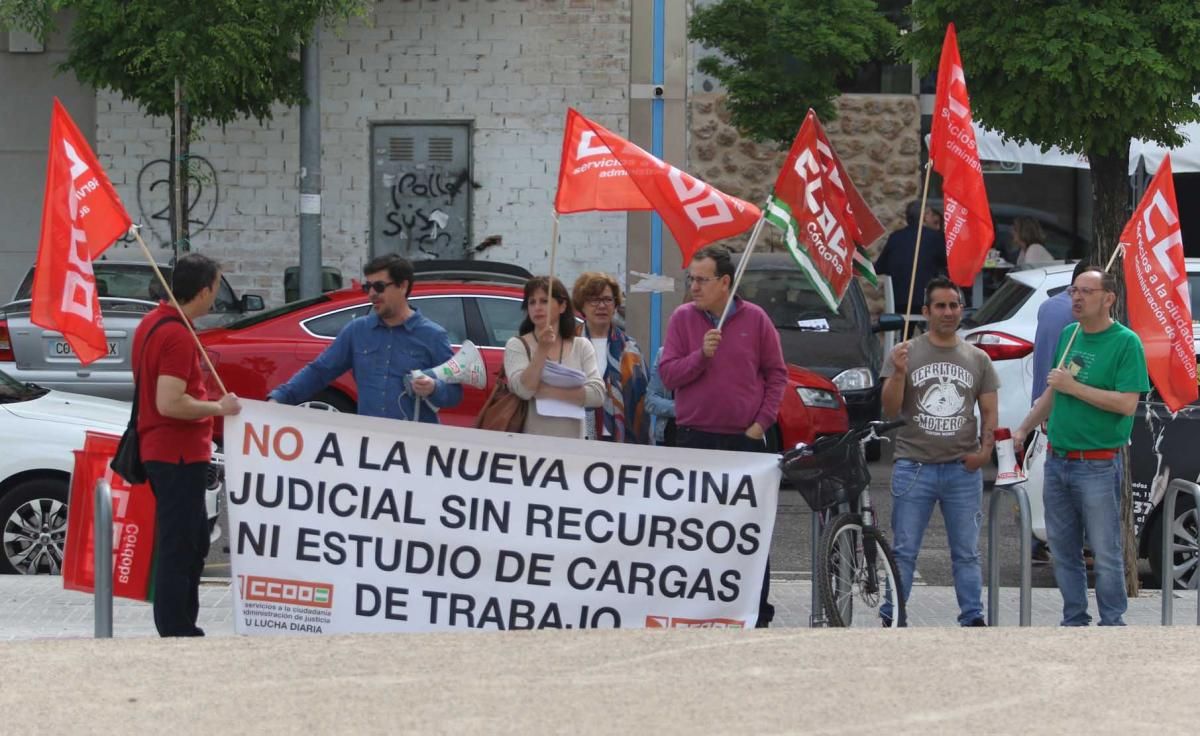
left=370, top=122, right=472, bottom=260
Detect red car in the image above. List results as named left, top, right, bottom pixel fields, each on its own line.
left=198, top=267, right=849, bottom=449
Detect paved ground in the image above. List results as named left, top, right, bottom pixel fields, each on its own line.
left=2, top=576, right=1194, bottom=640
left=4, top=577, right=1198, bottom=733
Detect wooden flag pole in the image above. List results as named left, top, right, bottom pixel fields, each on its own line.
left=1054, top=245, right=1124, bottom=369
left=547, top=214, right=560, bottom=309
left=902, top=160, right=936, bottom=342
left=129, top=227, right=229, bottom=395
left=717, top=212, right=768, bottom=330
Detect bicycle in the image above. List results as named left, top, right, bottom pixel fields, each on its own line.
left=781, top=420, right=906, bottom=628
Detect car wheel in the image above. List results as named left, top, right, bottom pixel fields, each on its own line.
left=1147, top=495, right=1200, bottom=590
left=299, top=389, right=356, bottom=414
left=0, top=479, right=70, bottom=575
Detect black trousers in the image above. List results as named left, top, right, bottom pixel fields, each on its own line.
left=145, top=461, right=210, bottom=637
left=675, top=426, right=775, bottom=628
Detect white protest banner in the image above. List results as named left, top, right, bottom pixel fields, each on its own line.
left=226, top=401, right=780, bottom=634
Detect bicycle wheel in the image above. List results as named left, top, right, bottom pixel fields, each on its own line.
left=816, top=513, right=904, bottom=628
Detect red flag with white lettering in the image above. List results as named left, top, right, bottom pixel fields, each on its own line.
left=32, top=99, right=132, bottom=365
left=1120, top=155, right=1197, bottom=412
left=766, top=109, right=879, bottom=309
left=929, top=23, right=994, bottom=286
left=554, top=108, right=761, bottom=264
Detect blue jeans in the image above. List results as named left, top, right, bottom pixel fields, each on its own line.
left=1042, top=455, right=1127, bottom=626
left=881, top=458, right=984, bottom=626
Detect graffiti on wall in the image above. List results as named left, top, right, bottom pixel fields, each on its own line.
left=117, top=156, right=220, bottom=247
left=379, top=166, right=472, bottom=259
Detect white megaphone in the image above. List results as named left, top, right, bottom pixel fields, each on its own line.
left=408, top=340, right=488, bottom=422
left=993, top=427, right=1026, bottom=486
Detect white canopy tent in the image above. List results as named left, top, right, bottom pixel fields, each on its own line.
left=970, top=102, right=1200, bottom=174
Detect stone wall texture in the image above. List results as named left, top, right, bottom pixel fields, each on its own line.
left=688, top=92, right=922, bottom=310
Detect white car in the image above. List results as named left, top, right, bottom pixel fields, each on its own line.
left=960, top=261, right=1200, bottom=588
left=0, top=369, right=222, bottom=575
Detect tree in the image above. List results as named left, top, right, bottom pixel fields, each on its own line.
left=905, top=2, right=1200, bottom=596
left=903, top=1, right=1200, bottom=270
left=688, top=0, right=898, bottom=144
left=2, top=0, right=369, bottom=251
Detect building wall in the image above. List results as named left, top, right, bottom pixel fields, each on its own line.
left=0, top=16, right=96, bottom=299
left=97, top=0, right=632, bottom=305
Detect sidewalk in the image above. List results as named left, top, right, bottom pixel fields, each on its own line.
left=2, top=576, right=1194, bottom=639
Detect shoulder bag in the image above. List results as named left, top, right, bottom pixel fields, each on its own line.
left=474, top=338, right=532, bottom=433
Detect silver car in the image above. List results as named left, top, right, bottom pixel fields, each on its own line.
left=0, top=261, right=263, bottom=401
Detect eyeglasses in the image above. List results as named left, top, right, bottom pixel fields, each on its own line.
left=361, top=280, right=395, bottom=295
left=1066, top=286, right=1108, bottom=297
left=685, top=275, right=720, bottom=287
left=587, top=296, right=615, bottom=306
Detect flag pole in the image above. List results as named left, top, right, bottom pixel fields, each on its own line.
left=1054, top=245, right=1124, bottom=369
left=717, top=212, right=768, bottom=330
left=129, top=227, right=229, bottom=395
left=547, top=213, right=560, bottom=308
left=902, top=160, right=935, bottom=342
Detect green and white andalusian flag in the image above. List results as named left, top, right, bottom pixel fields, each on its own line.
left=766, top=110, right=883, bottom=311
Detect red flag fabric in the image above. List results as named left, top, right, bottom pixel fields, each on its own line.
left=766, top=109, right=883, bottom=309
left=554, top=108, right=761, bottom=264
left=1120, top=156, right=1197, bottom=412
left=929, top=23, right=994, bottom=287
left=32, top=99, right=132, bottom=365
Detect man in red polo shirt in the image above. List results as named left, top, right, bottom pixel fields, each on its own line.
left=134, top=253, right=241, bottom=637
left=1016, top=268, right=1149, bottom=626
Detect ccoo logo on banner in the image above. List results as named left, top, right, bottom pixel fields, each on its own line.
left=225, top=401, right=780, bottom=634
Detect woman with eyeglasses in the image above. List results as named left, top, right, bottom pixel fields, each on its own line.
left=571, top=272, right=650, bottom=444
left=505, top=276, right=604, bottom=438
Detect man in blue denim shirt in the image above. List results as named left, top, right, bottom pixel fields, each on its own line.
left=269, top=255, right=462, bottom=421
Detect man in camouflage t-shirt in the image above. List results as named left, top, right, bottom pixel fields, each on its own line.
left=879, top=277, right=999, bottom=627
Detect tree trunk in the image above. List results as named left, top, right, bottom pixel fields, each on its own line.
left=1087, top=147, right=1140, bottom=597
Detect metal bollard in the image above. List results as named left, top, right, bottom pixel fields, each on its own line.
left=987, top=483, right=1033, bottom=626
left=1159, top=479, right=1200, bottom=626
left=94, top=478, right=113, bottom=639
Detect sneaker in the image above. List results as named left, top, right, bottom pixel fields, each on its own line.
left=966, top=618, right=987, bottom=627
left=880, top=615, right=892, bottom=628
left=1031, top=546, right=1051, bottom=566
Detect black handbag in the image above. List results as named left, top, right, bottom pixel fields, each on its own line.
left=110, top=316, right=182, bottom=484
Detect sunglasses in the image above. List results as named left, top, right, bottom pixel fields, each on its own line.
left=361, top=280, right=395, bottom=295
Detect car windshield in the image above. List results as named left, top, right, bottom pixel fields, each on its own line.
left=221, top=294, right=333, bottom=330
left=0, top=368, right=47, bottom=403
left=962, top=278, right=1034, bottom=328
left=737, top=270, right=858, bottom=332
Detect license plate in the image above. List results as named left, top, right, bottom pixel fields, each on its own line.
left=49, top=340, right=120, bottom=358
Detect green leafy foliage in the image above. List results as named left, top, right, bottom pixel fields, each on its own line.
left=904, top=1, right=1200, bottom=157
left=61, top=0, right=369, bottom=126
left=689, top=0, right=897, bottom=144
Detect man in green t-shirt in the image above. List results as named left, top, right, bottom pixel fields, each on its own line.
left=1016, top=268, right=1149, bottom=626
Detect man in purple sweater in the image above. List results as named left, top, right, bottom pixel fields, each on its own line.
left=659, top=244, right=788, bottom=627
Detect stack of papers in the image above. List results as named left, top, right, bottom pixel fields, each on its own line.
left=536, top=361, right=587, bottom=419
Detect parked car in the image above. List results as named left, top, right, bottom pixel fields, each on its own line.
left=0, top=368, right=223, bottom=575
left=198, top=265, right=850, bottom=451
left=733, top=252, right=904, bottom=458
left=0, top=261, right=265, bottom=402
left=962, top=261, right=1200, bottom=588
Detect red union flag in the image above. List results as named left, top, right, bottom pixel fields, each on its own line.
left=32, top=99, right=131, bottom=365
left=554, top=108, right=761, bottom=264
left=1120, top=156, right=1197, bottom=412
left=929, top=23, right=994, bottom=286
left=765, top=109, right=883, bottom=309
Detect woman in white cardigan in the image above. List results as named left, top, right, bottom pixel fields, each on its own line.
left=504, top=276, right=604, bottom=439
